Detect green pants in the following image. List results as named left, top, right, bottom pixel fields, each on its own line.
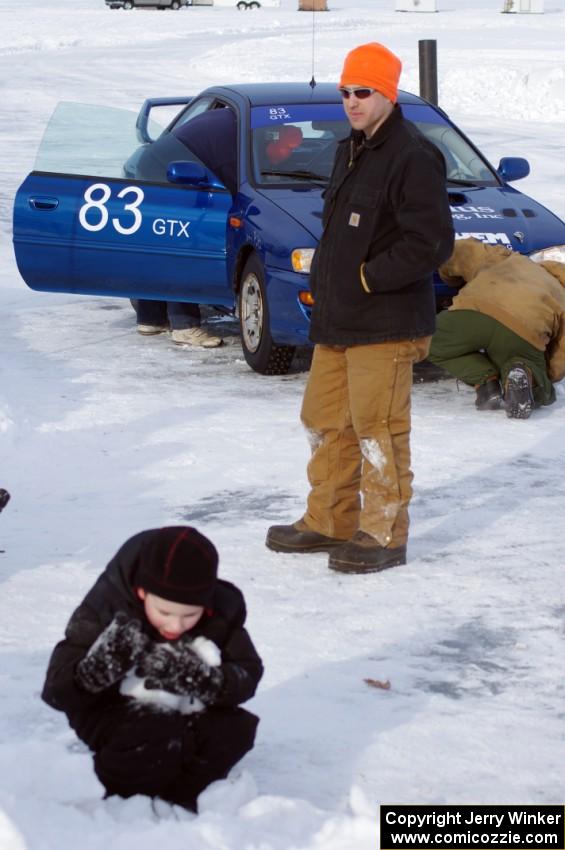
left=429, top=310, right=555, bottom=406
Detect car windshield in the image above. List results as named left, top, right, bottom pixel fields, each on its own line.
left=403, top=104, right=498, bottom=186
left=251, top=104, right=347, bottom=186
left=251, top=102, right=498, bottom=188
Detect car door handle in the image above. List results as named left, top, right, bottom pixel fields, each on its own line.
left=29, top=196, right=59, bottom=211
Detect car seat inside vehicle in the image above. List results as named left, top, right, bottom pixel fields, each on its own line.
left=265, top=125, right=304, bottom=165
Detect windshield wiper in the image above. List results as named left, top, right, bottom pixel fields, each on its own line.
left=261, top=169, right=329, bottom=184
left=447, top=177, right=478, bottom=187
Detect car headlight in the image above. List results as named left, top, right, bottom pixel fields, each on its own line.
left=291, top=248, right=315, bottom=274
left=529, top=244, right=565, bottom=263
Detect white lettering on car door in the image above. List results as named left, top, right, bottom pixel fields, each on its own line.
left=78, top=183, right=111, bottom=232
left=78, top=183, right=191, bottom=239
left=152, top=218, right=191, bottom=237
left=112, top=186, right=144, bottom=235
left=79, top=183, right=144, bottom=235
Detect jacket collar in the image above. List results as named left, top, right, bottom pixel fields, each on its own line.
left=347, top=104, right=403, bottom=156
left=363, top=104, right=403, bottom=149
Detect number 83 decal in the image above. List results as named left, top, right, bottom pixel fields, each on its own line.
left=78, top=183, right=144, bottom=235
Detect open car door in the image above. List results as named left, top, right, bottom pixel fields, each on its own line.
left=13, top=103, right=234, bottom=307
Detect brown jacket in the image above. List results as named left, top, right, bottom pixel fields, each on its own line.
left=439, top=238, right=565, bottom=382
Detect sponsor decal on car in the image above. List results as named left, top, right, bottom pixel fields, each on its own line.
left=450, top=205, right=502, bottom=221
left=455, top=232, right=512, bottom=245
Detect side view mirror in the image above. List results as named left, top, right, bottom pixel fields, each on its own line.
left=167, top=160, right=226, bottom=190
left=497, top=157, right=530, bottom=183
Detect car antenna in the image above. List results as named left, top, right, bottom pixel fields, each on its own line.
left=309, top=4, right=317, bottom=89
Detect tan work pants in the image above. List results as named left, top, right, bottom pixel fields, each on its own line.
left=301, top=338, right=431, bottom=547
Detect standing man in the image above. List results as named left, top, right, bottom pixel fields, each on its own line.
left=266, top=43, right=454, bottom=573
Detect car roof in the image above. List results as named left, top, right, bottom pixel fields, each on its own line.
left=202, top=82, right=427, bottom=107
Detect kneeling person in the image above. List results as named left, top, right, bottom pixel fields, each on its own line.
left=42, top=526, right=263, bottom=812
left=429, top=238, right=565, bottom=419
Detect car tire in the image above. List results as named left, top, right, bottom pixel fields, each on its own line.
left=171, top=1, right=180, bottom=7
left=249, top=1, right=260, bottom=6
left=237, top=1, right=248, bottom=7
left=123, top=0, right=133, bottom=7
left=239, top=255, right=295, bottom=375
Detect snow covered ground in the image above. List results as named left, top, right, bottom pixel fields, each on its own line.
left=1, top=1, right=564, bottom=848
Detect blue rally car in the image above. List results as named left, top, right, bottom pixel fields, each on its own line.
left=13, top=83, right=565, bottom=374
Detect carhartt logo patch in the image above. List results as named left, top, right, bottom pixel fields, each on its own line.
left=349, top=212, right=361, bottom=227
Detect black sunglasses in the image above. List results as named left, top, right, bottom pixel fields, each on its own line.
left=339, top=87, right=376, bottom=100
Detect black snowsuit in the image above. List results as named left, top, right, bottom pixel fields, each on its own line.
left=42, top=530, right=263, bottom=810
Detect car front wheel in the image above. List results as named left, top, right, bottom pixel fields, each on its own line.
left=237, top=0, right=248, bottom=7
left=123, top=1, right=133, bottom=8
left=239, top=256, right=295, bottom=375
left=171, top=1, right=180, bottom=7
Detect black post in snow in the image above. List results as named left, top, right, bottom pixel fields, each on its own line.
left=418, top=39, right=438, bottom=105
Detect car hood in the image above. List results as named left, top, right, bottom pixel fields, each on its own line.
left=446, top=185, right=565, bottom=253
left=255, top=187, right=324, bottom=241
left=257, top=184, right=565, bottom=253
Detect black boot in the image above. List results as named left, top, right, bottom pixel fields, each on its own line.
left=474, top=378, right=502, bottom=411
left=266, top=519, right=345, bottom=553
left=328, top=531, right=406, bottom=574
left=504, top=364, right=534, bottom=419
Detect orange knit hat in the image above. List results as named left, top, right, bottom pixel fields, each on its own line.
left=339, top=42, right=402, bottom=104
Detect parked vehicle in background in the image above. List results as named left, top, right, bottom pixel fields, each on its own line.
left=105, top=0, right=279, bottom=9
left=234, top=0, right=280, bottom=8
left=13, top=83, right=565, bottom=375
left=211, top=0, right=280, bottom=7
left=213, top=0, right=280, bottom=7
left=106, top=0, right=189, bottom=9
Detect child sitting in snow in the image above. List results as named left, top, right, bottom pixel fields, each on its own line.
left=42, top=526, right=263, bottom=812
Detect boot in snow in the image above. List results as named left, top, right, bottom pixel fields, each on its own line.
left=328, top=531, right=406, bottom=574
left=504, top=364, right=534, bottom=419
left=266, top=519, right=344, bottom=553
left=475, top=378, right=502, bottom=411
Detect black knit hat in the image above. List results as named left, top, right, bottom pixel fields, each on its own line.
left=137, top=526, right=218, bottom=606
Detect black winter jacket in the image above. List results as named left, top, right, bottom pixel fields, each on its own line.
left=309, top=106, right=455, bottom=346
left=42, top=530, right=264, bottom=750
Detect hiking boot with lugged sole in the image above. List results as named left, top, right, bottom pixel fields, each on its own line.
left=504, top=364, right=534, bottom=419
left=328, top=531, right=406, bottom=574
left=475, top=378, right=502, bottom=411
left=266, top=520, right=344, bottom=553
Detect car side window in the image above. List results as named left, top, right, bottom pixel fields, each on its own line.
left=34, top=103, right=158, bottom=178
left=127, top=131, right=214, bottom=184
left=168, top=103, right=237, bottom=195
left=170, top=97, right=215, bottom=130
left=32, top=102, right=226, bottom=190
